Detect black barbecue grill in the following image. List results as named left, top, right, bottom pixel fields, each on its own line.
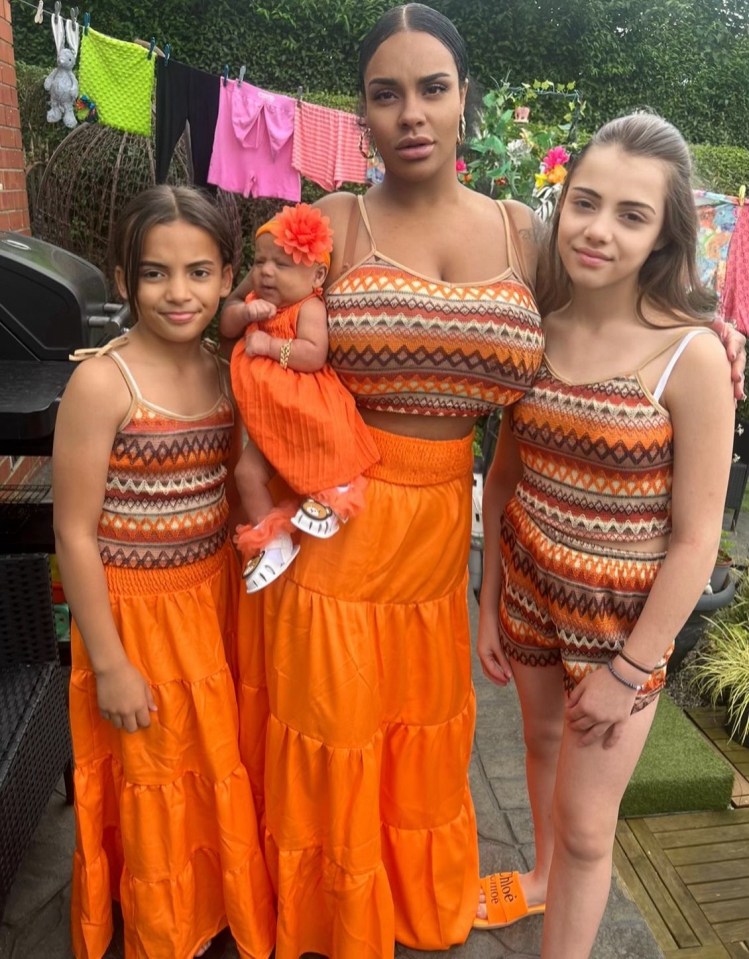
left=0, top=231, right=129, bottom=551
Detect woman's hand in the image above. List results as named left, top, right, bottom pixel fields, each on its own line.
left=565, top=665, right=637, bottom=748
left=714, top=318, right=746, bottom=400
left=477, top=613, right=514, bottom=687
left=245, top=329, right=273, bottom=357
left=96, top=661, right=158, bottom=733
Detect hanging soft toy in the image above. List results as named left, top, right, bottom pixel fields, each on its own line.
left=44, top=7, right=80, bottom=128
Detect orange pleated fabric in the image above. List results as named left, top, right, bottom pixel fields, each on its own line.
left=235, top=428, right=479, bottom=958
left=69, top=544, right=276, bottom=959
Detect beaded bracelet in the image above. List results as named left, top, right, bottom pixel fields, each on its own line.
left=279, top=339, right=292, bottom=370
left=607, top=660, right=644, bottom=693
left=617, top=649, right=656, bottom=675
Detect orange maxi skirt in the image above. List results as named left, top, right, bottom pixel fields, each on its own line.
left=69, top=543, right=276, bottom=959
left=236, top=428, right=479, bottom=958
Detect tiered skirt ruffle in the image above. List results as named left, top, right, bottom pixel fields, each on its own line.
left=69, top=544, right=276, bottom=959
left=236, top=428, right=479, bottom=958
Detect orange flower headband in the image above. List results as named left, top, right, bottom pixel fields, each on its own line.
left=256, top=203, right=333, bottom=268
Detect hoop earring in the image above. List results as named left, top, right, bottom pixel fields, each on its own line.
left=358, top=128, right=377, bottom=161
left=457, top=113, right=466, bottom=145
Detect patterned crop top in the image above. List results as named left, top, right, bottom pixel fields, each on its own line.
left=509, top=329, right=712, bottom=544
left=96, top=344, right=234, bottom=569
left=325, top=196, right=544, bottom=417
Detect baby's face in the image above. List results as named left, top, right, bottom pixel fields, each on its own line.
left=250, top=234, right=325, bottom=308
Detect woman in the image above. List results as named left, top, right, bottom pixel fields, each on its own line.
left=222, top=6, right=745, bottom=957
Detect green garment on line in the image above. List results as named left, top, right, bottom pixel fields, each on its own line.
left=78, top=28, right=155, bottom=137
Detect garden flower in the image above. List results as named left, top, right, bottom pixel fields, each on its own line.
left=541, top=146, right=570, bottom=173
left=456, top=158, right=467, bottom=174
left=546, top=164, right=567, bottom=185
left=534, top=173, right=548, bottom=190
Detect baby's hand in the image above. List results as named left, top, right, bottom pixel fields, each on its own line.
left=245, top=329, right=273, bottom=357
left=245, top=298, right=277, bottom=323
left=95, top=661, right=157, bottom=733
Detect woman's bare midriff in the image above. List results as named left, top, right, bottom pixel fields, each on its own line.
left=360, top=407, right=477, bottom=440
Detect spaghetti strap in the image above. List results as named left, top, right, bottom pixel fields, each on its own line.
left=340, top=196, right=364, bottom=273
left=652, top=327, right=712, bottom=400
left=496, top=201, right=532, bottom=286
left=107, top=351, right=142, bottom=400
left=357, top=195, right=377, bottom=251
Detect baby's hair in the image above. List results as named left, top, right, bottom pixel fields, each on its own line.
left=358, top=3, right=469, bottom=96
left=539, top=111, right=715, bottom=324
left=111, top=185, right=237, bottom=323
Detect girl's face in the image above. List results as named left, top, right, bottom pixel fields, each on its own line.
left=116, top=220, right=232, bottom=343
left=557, top=145, right=668, bottom=296
left=250, top=233, right=327, bottom=308
left=363, top=30, right=466, bottom=181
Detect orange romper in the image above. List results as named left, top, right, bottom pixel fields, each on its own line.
left=230, top=290, right=379, bottom=493
left=68, top=343, right=275, bottom=959
left=235, top=197, right=544, bottom=958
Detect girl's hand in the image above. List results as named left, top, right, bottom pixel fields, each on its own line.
left=96, top=662, right=158, bottom=733
left=477, top=614, right=514, bottom=687
left=245, top=298, right=277, bottom=323
left=565, top=666, right=637, bottom=748
left=245, top=329, right=273, bottom=357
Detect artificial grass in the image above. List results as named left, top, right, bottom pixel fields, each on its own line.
left=620, top=693, right=734, bottom=818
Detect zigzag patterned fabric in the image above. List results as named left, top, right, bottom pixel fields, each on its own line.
left=98, top=396, right=234, bottom=568
left=510, top=359, right=675, bottom=544
left=326, top=256, right=544, bottom=416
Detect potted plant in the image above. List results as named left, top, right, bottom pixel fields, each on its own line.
left=668, top=535, right=737, bottom=673
left=687, top=570, right=749, bottom=745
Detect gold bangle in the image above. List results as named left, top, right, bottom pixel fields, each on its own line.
left=279, top=339, right=292, bottom=370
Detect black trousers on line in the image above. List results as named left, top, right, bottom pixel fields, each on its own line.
left=155, top=58, right=220, bottom=187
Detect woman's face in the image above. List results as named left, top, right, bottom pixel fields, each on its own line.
left=363, top=30, right=466, bottom=181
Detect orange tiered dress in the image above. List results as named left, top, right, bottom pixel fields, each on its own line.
left=68, top=345, right=275, bottom=959
left=230, top=291, right=379, bottom=494
left=235, top=198, right=545, bottom=958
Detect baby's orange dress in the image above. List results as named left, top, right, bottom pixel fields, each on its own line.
left=230, top=291, right=379, bottom=493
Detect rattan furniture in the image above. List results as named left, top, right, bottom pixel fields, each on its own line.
left=0, top=553, right=72, bottom=917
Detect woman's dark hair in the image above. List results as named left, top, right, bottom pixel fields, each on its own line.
left=111, top=185, right=237, bottom=322
left=538, top=111, right=715, bottom=324
left=358, top=3, right=469, bottom=96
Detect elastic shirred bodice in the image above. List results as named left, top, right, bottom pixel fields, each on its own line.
left=509, top=359, right=675, bottom=544
left=325, top=197, right=544, bottom=417
left=98, top=347, right=234, bottom=568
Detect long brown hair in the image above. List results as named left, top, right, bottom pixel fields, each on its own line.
left=537, top=112, right=715, bottom=324
left=111, top=185, right=236, bottom=323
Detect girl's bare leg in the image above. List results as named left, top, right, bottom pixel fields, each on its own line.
left=234, top=439, right=274, bottom=525
left=539, top=699, right=656, bottom=959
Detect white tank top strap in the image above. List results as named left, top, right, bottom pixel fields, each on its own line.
left=652, top=328, right=712, bottom=401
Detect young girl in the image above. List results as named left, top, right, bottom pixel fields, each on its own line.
left=220, top=203, right=379, bottom=592
left=52, top=185, right=275, bottom=959
left=476, top=112, right=735, bottom=958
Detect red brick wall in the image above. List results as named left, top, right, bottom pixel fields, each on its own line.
left=1, top=2, right=41, bottom=487
left=0, top=0, right=30, bottom=235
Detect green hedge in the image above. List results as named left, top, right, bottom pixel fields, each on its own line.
left=692, top=145, right=749, bottom=196
left=10, top=0, right=749, bottom=148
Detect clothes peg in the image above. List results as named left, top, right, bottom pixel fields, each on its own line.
left=296, top=85, right=304, bottom=102
left=54, top=1, right=61, bottom=14
left=146, top=36, right=156, bottom=59
left=34, top=1, right=45, bottom=24
left=238, top=65, right=246, bottom=86
left=740, top=185, right=746, bottom=208
left=82, top=11, right=90, bottom=34
left=164, top=43, right=171, bottom=65
left=222, top=64, right=230, bottom=87
left=69, top=6, right=78, bottom=22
